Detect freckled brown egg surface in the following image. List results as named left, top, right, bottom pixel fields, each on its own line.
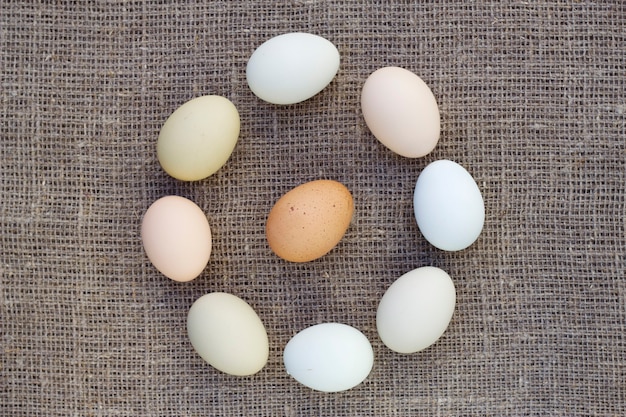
left=265, top=180, right=353, bottom=262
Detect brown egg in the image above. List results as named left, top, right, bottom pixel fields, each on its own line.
left=266, top=179, right=354, bottom=262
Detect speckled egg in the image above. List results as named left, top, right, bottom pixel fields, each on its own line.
left=265, top=179, right=353, bottom=262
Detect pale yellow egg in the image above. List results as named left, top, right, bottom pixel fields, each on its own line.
left=157, top=95, right=240, bottom=181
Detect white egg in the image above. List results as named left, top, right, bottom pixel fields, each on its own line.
left=283, top=323, right=374, bottom=392
left=376, top=266, right=456, bottom=354
left=413, top=159, right=485, bottom=251
left=187, top=292, right=269, bottom=376
left=246, top=32, right=340, bottom=105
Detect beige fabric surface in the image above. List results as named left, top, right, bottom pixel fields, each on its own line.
left=1, top=1, right=625, bottom=416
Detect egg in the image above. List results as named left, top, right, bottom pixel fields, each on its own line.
left=283, top=323, right=374, bottom=392
left=157, top=95, right=240, bottom=181
left=141, top=196, right=211, bottom=282
left=265, top=179, right=353, bottom=262
left=187, top=292, right=269, bottom=376
left=413, top=160, right=485, bottom=251
left=361, top=66, right=440, bottom=158
left=246, top=32, right=340, bottom=105
left=376, top=266, right=456, bottom=354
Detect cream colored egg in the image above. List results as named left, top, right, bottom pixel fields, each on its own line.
left=361, top=67, right=440, bottom=158
left=187, top=292, right=269, bottom=376
left=157, top=95, right=240, bottom=181
left=141, top=196, right=211, bottom=282
left=265, top=179, right=353, bottom=262
left=376, top=266, right=456, bottom=354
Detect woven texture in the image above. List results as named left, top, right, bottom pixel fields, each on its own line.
left=1, top=1, right=625, bottom=416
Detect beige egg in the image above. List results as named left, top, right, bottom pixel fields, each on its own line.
left=141, top=196, right=211, bottom=282
left=361, top=67, right=440, bottom=158
left=157, top=95, right=240, bottom=181
left=376, top=266, right=456, bottom=354
left=187, top=292, right=269, bottom=376
left=266, top=179, right=353, bottom=262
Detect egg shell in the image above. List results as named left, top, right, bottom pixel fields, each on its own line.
left=413, top=160, right=485, bottom=251
left=376, top=266, right=456, bottom=354
left=361, top=66, right=440, bottom=158
left=283, top=323, right=374, bottom=393
left=246, top=32, right=340, bottom=105
left=265, top=179, right=353, bottom=262
left=157, top=95, right=240, bottom=181
left=141, top=196, right=211, bottom=282
left=187, top=292, right=269, bottom=376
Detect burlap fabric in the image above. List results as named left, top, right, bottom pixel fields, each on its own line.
left=1, top=1, right=624, bottom=416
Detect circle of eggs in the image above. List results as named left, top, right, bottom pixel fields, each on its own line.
left=157, top=95, right=240, bottom=181
left=246, top=32, right=340, bottom=105
left=377, top=266, right=456, bottom=354
left=283, top=323, right=374, bottom=392
left=266, top=179, right=354, bottom=262
left=187, top=292, right=269, bottom=376
left=361, top=66, right=440, bottom=158
left=413, top=160, right=485, bottom=251
left=142, top=32, right=484, bottom=392
left=141, top=196, right=212, bottom=282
